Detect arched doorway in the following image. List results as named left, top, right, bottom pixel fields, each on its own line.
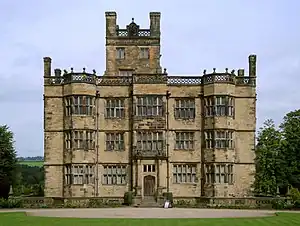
left=143, top=175, right=155, bottom=196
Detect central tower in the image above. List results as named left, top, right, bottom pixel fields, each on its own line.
left=105, top=12, right=162, bottom=76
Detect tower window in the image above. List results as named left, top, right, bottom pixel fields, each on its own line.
left=118, top=70, right=133, bottom=76
left=139, top=47, right=149, bottom=59
left=116, top=47, right=125, bottom=59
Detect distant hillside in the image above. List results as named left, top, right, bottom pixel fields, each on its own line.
left=19, top=161, right=44, bottom=167
left=18, top=156, right=44, bottom=161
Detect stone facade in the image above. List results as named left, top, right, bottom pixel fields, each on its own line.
left=43, top=11, right=256, bottom=199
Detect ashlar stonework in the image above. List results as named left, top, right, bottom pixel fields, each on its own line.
left=43, top=11, right=256, bottom=200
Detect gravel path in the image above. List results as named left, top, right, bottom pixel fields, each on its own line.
left=1, top=208, right=298, bottom=218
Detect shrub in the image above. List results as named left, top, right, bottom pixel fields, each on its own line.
left=271, top=199, right=288, bottom=210
left=0, top=198, right=23, bottom=208
left=163, top=192, right=173, bottom=203
left=289, top=187, right=300, bottom=208
left=123, top=191, right=133, bottom=205
left=88, top=199, right=104, bottom=208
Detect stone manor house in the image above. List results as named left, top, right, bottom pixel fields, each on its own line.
left=43, top=12, right=257, bottom=199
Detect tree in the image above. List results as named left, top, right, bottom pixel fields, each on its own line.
left=254, top=119, right=283, bottom=196
left=280, top=109, right=300, bottom=190
left=0, top=125, right=17, bottom=199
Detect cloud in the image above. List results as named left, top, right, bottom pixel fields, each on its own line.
left=0, top=0, right=299, bottom=156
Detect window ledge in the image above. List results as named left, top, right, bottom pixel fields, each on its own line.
left=104, top=150, right=125, bottom=152
left=205, top=183, right=234, bottom=185
left=174, top=149, right=195, bottom=151
left=204, top=116, right=234, bottom=118
left=172, top=183, right=198, bottom=185
left=65, top=115, right=94, bottom=117
left=174, top=118, right=195, bottom=121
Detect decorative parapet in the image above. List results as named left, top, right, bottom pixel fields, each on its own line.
left=45, top=68, right=97, bottom=85
left=97, top=76, right=132, bottom=86
left=167, top=76, right=202, bottom=85
left=117, top=29, right=151, bottom=37
left=116, top=18, right=151, bottom=37
left=45, top=71, right=255, bottom=87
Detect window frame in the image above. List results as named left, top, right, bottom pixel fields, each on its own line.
left=64, top=95, right=95, bottom=116
left=173, top=164, right=197, bottom=184
left=102, top=165, right=127, bottom=185
left=118, top=70, right=133, bottom=76
left=105, top=98, right=125, bottom=119
left=64, top=164, right=95, bottom=185
left=136, top=96, right=163, bottom=117
left=64, top=130, right=95, bottom=151
left=139, top=47, right=150, bottom=59
left=204, top=130, right=234, bottom=149
left=205, top=164, right=234, bottom=184
left=174, top=132, right=195, bottom=150
left=204, top=96, right=235, bottom=117
left=174, top=98, right=195, bottom=120
left=116, top=47, right=125, bottom=59
left=136, top=131, right=164, bottom=152
left=105, top=133, right=125, bottom=151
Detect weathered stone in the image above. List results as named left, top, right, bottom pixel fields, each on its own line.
left=43, top=11, right=256, bottom=199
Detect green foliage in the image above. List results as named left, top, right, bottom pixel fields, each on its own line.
left=254, top=119, right=283, bottom=196
left=12, top=164, right=44, bottom=197
left=271, top=199, right=290, bottom=210
left=123, top=191, right=133, bottom=205
left=19, top=161, right=43, bottom=167
left=0, top=125, right=17, bottom=199
left=289, top=187, right=300, bottom=208
left=0, top=198, right=23, bottom=208
left=280, top=110, right=300, bottom=189
left=163, top=192, right=173, bottom=203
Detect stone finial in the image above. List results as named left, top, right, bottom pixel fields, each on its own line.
left=231, top=69, right=235, bottom=74
left=203, top=69, right=206, bottom=75
left=225, top=68, right=228, bottom=73
left=249, top=54, right=257, bottom=77
left=83, top=68, right=86, bottom=73
left=63, top=69, right=68, bottom=74
left=93, top=69, right=96, bottom=75
left=43, top=57, right=52, bottom=62
left=213, top=68, right=216, bottom=73
left=163, top=68, right=167, bottom=73
left=238, top=69, right=245, bottom=76
left=132, top=18, right=134, bottom=22
left=70, top=67, right=74, bottom=73
left=54, top=68, right=61, bottom=77
left=43, top=57, right=52, bottom=77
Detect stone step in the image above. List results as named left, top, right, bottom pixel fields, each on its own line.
left=139, top=196, right=161, bottom=208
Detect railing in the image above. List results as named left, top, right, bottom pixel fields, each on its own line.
left=167, top=76, right=202, bottom=85
left=46, top=73, right=96, bottom=85
left=45, top=73, right=256, bottom=87
left=202, top=74, right=235, bottom=84
left=117, top=29, right=151, bottom=37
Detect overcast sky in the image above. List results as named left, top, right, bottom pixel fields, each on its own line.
left=0, top=0, right=299, bottom=157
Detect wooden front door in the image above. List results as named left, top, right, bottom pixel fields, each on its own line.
left=144, top=175, right=155, bottom=196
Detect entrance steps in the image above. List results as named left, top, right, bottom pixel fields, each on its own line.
left=137, top=196, right=161, bottom=208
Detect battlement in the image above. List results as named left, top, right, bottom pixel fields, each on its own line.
left=105, top=11, right=160, bottom=38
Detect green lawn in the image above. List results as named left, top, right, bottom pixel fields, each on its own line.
left=0, top=212, right=300, bottom=226
left=19, top=161, right=43, bottom=167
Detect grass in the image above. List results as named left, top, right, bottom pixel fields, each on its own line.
left=0, top=212, right=300, bottom=226
left=19, top=161, right=43, bottom=167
